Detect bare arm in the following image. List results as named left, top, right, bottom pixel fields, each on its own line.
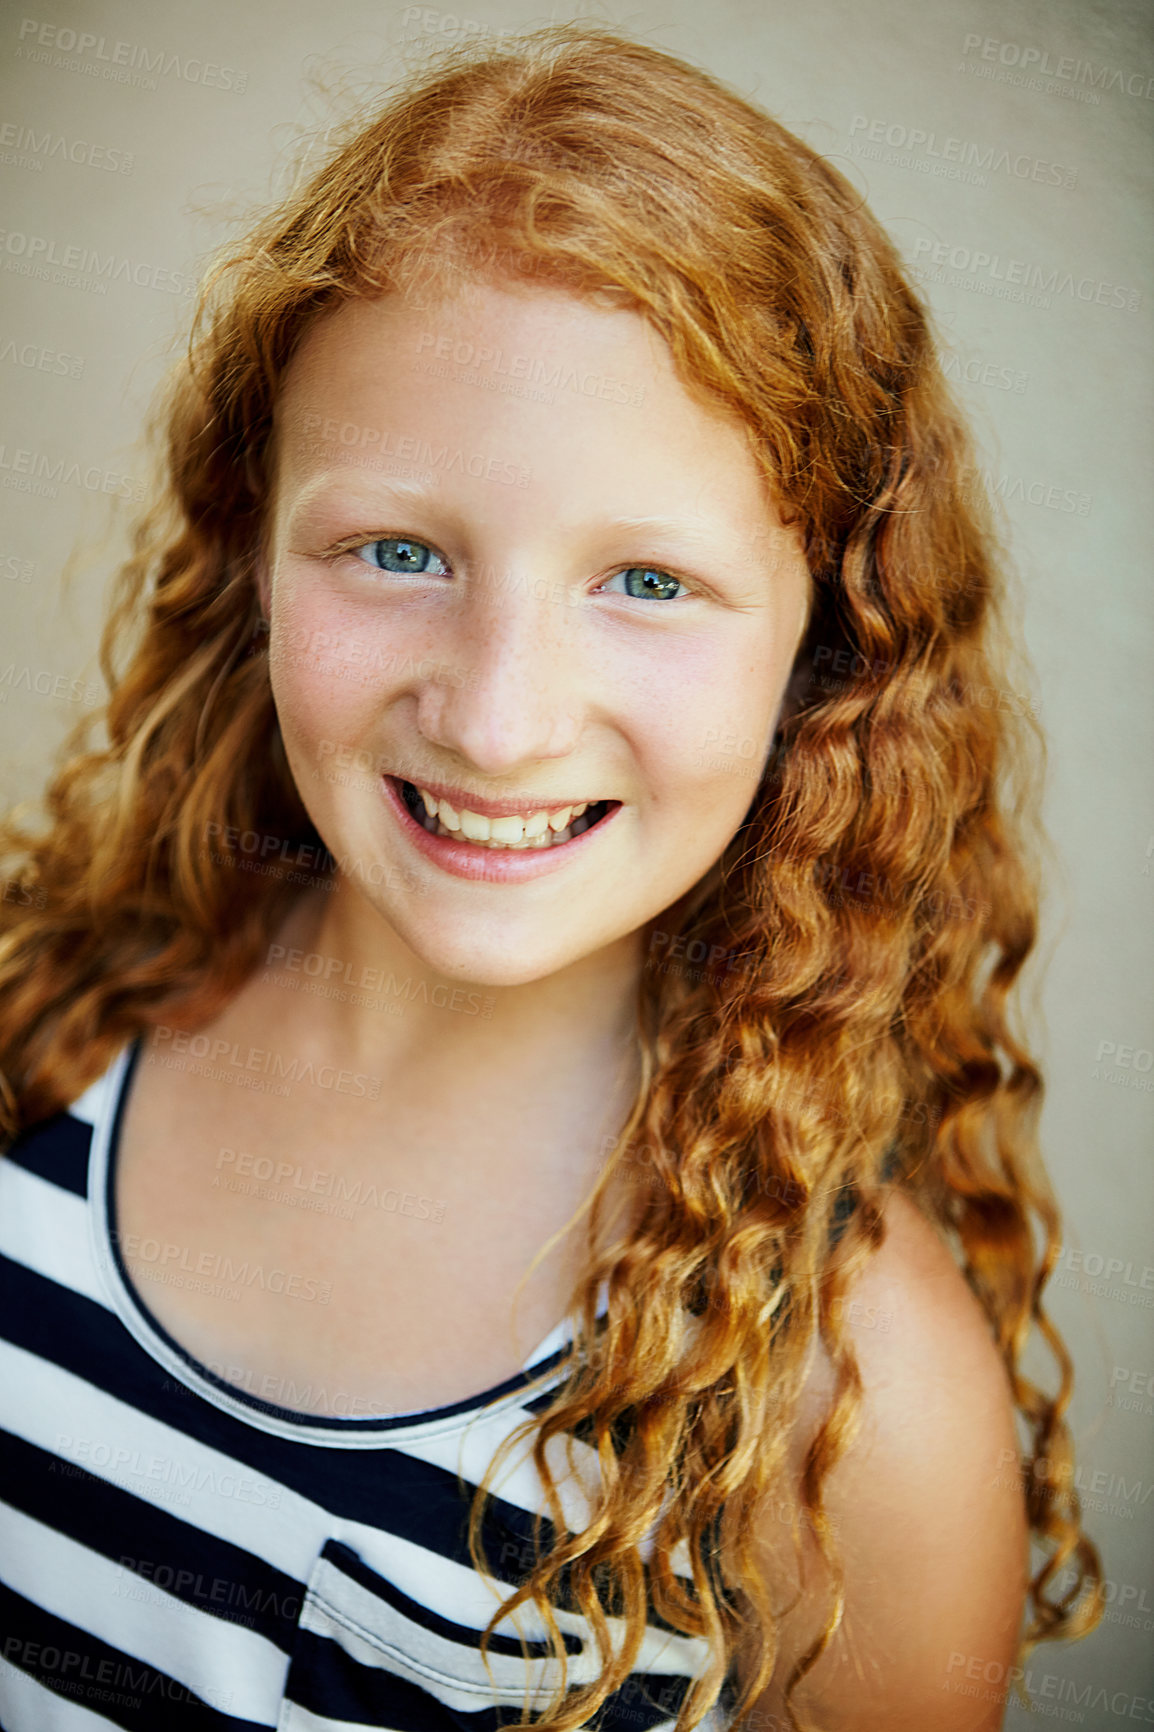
left=738, top=1190, right=1030, bottom=1732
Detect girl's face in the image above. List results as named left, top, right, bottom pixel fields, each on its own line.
left=261, top=280, right=811, bottom=986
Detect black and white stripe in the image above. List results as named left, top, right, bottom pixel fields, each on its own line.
left=0, top=1041, right=734, bottom=1729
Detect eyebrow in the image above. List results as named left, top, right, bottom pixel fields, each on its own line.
left=598, top=514, right=729, bottom=546
left=287, top=475, right=441, bottom=519
left=285, top=485, right=735, bottom=546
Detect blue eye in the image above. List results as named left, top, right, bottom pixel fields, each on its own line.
left=604, top=567, right=687, bottom=601
left=353, top=538, right=448, bottom=575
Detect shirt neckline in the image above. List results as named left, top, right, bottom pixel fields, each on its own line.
left=88, top=1035, right=598, bottom=1448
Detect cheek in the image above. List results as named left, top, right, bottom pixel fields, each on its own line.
left=648, top=651, right=782, bottom=812
left=267, top=583, right=381, bottom=748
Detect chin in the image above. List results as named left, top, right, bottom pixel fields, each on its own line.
left=403, top=929, right=587, bottom=991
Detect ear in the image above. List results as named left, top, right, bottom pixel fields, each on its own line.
left=777, top=640, right=815, bottom=730
left=776, top=564, right=818, bottom=730
left=245, top=443, right=274, bottom=621
left=252, top=544, right=272, bottom=624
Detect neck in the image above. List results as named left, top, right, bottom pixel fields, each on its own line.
left=258, top=880, right=648, bottom=1169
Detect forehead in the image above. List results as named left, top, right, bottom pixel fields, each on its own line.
left=281, top=278, right=664, bottom=396
left=268, top=279, right=791, bottom=551
left=280, top=282, right=726, bottom=444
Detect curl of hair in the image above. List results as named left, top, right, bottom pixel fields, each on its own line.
left=0, top=24, right=1102, bottom=1730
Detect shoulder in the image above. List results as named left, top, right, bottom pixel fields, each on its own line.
left=831, top=1186, right=1016, bottom=1412
left=745, top=1189, right=1029, bottom=1730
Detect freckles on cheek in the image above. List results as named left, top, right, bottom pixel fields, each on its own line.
left=275, top=662, right=361, bottom=763
left=663, top=652, right=775, bottom=810
left=269, top=588, right=378, bottom=755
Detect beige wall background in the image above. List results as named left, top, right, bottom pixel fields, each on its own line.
left=2, top=0, right=1151, bottom=1706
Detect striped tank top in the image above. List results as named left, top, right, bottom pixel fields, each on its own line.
left=0, top=1037, right=736, bottom=1730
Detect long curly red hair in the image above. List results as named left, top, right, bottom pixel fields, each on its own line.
left=0, top=22, right=1102, bottom=1730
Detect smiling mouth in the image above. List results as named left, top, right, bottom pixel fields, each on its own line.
left=394, top=778, right=617, bottom=850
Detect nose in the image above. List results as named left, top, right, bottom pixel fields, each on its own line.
left=411, top=565, right=585, bottom=777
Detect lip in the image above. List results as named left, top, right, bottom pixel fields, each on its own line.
left=381, top=775, right=621, bottom=883
left=395, top=776, right=604, bottom=822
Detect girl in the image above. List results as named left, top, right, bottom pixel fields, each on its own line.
left=0, top=24, right=1102, bottom=1732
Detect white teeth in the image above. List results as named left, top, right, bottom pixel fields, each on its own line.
left=431, top=818, right=575, bottom=848
left=489, top=814, right=527, bottom=844
left=413, top=785, right=601, bottom=849
left=458, top=808, right=491, bottom=842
